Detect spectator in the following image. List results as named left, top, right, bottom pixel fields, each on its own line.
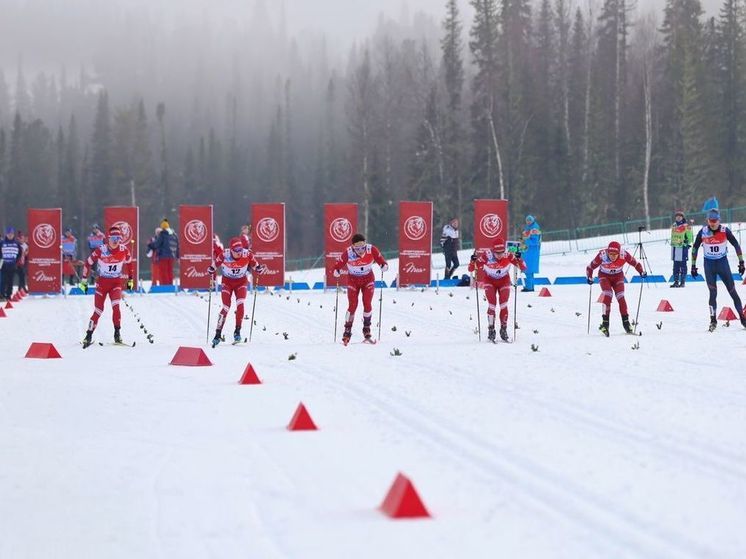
left=240, top=224, right=252, bottom=249
left=146, top=227, right=162, bottom=285
left=520, top=214, right=542, bottom=292
left=440, top=218, right=460, bottom=279
left=15, top=230, right=28, bottom=291
left=1, top=227, right=23, bottom=300
left=147, top=218, right=178, bottom=285
left=702, top=196, right=719, bottom=213
left=670, top=210, right=693, bottom=288
left=62, top=228, right=80, bottom=285
left=87, top=224, right=105, bottom=255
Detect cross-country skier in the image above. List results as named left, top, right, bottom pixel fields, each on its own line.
left=586, top=240, right=647, bottom=336
left=208, top=236, right=266, bottom=346
left=333, top=233, right=388, bottom=345
left=80, top=226, right=134, bottom=347
left=468, top=237, right=526, bottom=342
left=690, top=208, right=746, bottom=331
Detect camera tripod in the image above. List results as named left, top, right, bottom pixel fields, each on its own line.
left=628, top=225, right=655, bottom=280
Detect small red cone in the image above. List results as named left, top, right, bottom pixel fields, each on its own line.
left=717, top=307, right=738, bottom=321
left=380, top=473, right=431, bottom=519
left=25, top=342, right=62, bottom=359
left=239, top=363, right=262, bottom=385
left=656, top=299, right=674, bottom=312
left=169, top=346, right=213, bottom=366
left=0, top=308, right=6, bottom=318
left=5, top=301, right=13, bottom=309
left=287, top=402, right=318, bottom=431
left=11, top=293, right=20, bottom=302
left=538, top=287, right=552, bottom=297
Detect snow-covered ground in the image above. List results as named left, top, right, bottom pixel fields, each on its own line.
left=2, top=239, right=745, bottom=559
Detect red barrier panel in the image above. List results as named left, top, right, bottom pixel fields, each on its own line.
left=179, top=205, right=213, bottom=289
left=251, top=203, right=285, bottom=287
left=324, top=203, right=357, bottom=287
left=27, top=208, right=62, bottom=294
left=398, top=201, right=432, bottom=287
left=104, top=206, right=139, bottom=289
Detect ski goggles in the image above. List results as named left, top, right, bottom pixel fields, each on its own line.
left=109, top=235, right=122, bottom=242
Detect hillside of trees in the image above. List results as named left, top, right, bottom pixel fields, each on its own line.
left=1, top=0, right=745, bottom=256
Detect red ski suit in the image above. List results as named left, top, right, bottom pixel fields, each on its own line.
left=333, top=244, right=387, bottom=332
left=469, top=250, right=526, bottom=327
left=83, top=244, right=133, bottom=330
left=586, top=249, right=643, bottom=316
left=213, top=246, right=261, bottom=331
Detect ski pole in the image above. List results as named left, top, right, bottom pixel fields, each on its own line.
left=586, top=280, right=593, bottom=335
left=249, top=273, right=259, bottom=342
left=473, top=263, right=482, bottom=342
left=633, top=275, right=645, bottom=335
left=206, top=277, right=213, bottom=344
left=333, top=278, right=340, bottom=343
left=513, top=266, right=518, bottom=342
left=377, top=269, right=384, bottom=341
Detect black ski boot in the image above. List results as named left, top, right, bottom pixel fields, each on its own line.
left=621, top=314, right=634, bottom=334
left=487, top=326, right=496, bottom=342
left=670, top=280, right=679, bottom=288
left=212, top=329, right=223, bottom=348
left=499, top=324, right=509, bottom=342
left=599, top=315, right=610, bottom=337
left=362, top=316, right=373, bottom=343
left=82, top=330, right=94, bottom=348
left=114, top=327, right=122, bottom=344
left=709, top=317, right=717, bottom=333
left=233, top=327, right=242, bottom=343
left=342, top=321, right=353, bottom=346
left=679, top=275, right=686, bottom=288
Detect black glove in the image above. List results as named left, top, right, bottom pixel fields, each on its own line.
left=691, top=265, right=698, bottom=278
left=207, top=265, right=216, bottom=277
left=515, top=250, right=522, bottom=258
left=640, top=271, right=647, bottom=278
left=739, top=261, right=745, bottom=276
left=470, top=253, right=477, bottom=262
left=586, top=277, right=594, bottom=285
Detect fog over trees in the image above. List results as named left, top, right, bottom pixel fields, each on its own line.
left=0, top=0, right=743, bottom=257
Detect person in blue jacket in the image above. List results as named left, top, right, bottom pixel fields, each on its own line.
left=1, top=227, right=23, bottom=300
left=520, top=215, right=542, bottom=292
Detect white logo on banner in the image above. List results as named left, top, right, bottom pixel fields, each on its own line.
left=33, top=270, right=56, bottom=282
left=329, top=217, right=353, bottom=243
left=479, top=213, right=503, bottom=238
left=256, top=217, right=280, bottom=243
left=112, top=221, right=133, bottom=244
left=33, top=223, right=57, bottom=249
left=404, top=216, right=427, bottom=241
left=184, top=219, right=207, bottom=245
left=403, top=261, right=426, bottom=273
left=185, top=266, right=208, bottom=278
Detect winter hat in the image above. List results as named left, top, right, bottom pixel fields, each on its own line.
left=607, top=241, right=621, bottom=254
left=5, top=226, right=15, bottom=235
left=230, top=237, right=243, bottom=252
left=109, top=226, right=122, bottom=238
left=160, top=218, right=169, bottom=230
left=91, top=223, right=100, bottom=230
left=674, top=209, right=685, bottom=218
left=707, top=209, right=720, bottom=221
left=525, top=215, right=535, bottom=223
left=493, top=237, right=506, bottom=252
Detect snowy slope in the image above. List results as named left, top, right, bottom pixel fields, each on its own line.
left=1, top=239, right=745, bottom=559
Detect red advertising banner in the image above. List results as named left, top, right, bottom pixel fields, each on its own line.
left=27, top=208, right=62, bottom=293
left=474, top=199, right=509, bottom=250
left=179, top=205, right=213, bottom=290
left=251, top=203, right=285, bottom=287
left=324, top=203, right=358, bottom=286
left=104, top=206, right=139, bottom=289
left=398, top=201, right=433, bottom=287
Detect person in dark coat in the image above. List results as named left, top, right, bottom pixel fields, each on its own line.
left=1, top=227, right=23, bottom=300
left=147, top=218, right=178, bottom=285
